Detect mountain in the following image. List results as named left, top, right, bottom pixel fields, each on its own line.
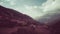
left=36, top=13, right=60, bottom=24
left=48, top=16, right=60, bottom=34
left=0, top=5, right=50, bottom=34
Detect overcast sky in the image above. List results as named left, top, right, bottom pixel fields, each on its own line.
left=0, top=0, right=60, bottom=19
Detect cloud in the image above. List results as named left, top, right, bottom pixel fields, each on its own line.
left=6, top=0, right=11, bottom=1
left=24, top=5, right=33, bottom=11
left=36, top=0, right=60, bottom=23
left=0, top=0, right=47, bottom=18
left=42, top=0, right=60, bottom=12
left=0, top=2, right=3, bottom=5
left=1, top=0, right=60, bottom=19
left=23, top=5, right=46, bottom=18
left=10, top=1, right=16, bottom=5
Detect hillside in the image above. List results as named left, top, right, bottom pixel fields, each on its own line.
left=0, top=5, right=50, bottom=34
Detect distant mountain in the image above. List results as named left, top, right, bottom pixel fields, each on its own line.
left=48, top=16, right=60, bottom=34
left=36, top=13, right=60, bottom=24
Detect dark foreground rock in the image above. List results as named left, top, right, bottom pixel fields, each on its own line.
left=0, top=5, right=50, bottom=34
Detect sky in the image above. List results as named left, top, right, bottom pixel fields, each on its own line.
left=0, top=0, right=60, bottom=19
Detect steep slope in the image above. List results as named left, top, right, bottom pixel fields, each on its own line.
left=0, top=5, right=50, bottom=34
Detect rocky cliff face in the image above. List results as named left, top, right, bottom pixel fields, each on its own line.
left=0, top=5, right=50, bottom=34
